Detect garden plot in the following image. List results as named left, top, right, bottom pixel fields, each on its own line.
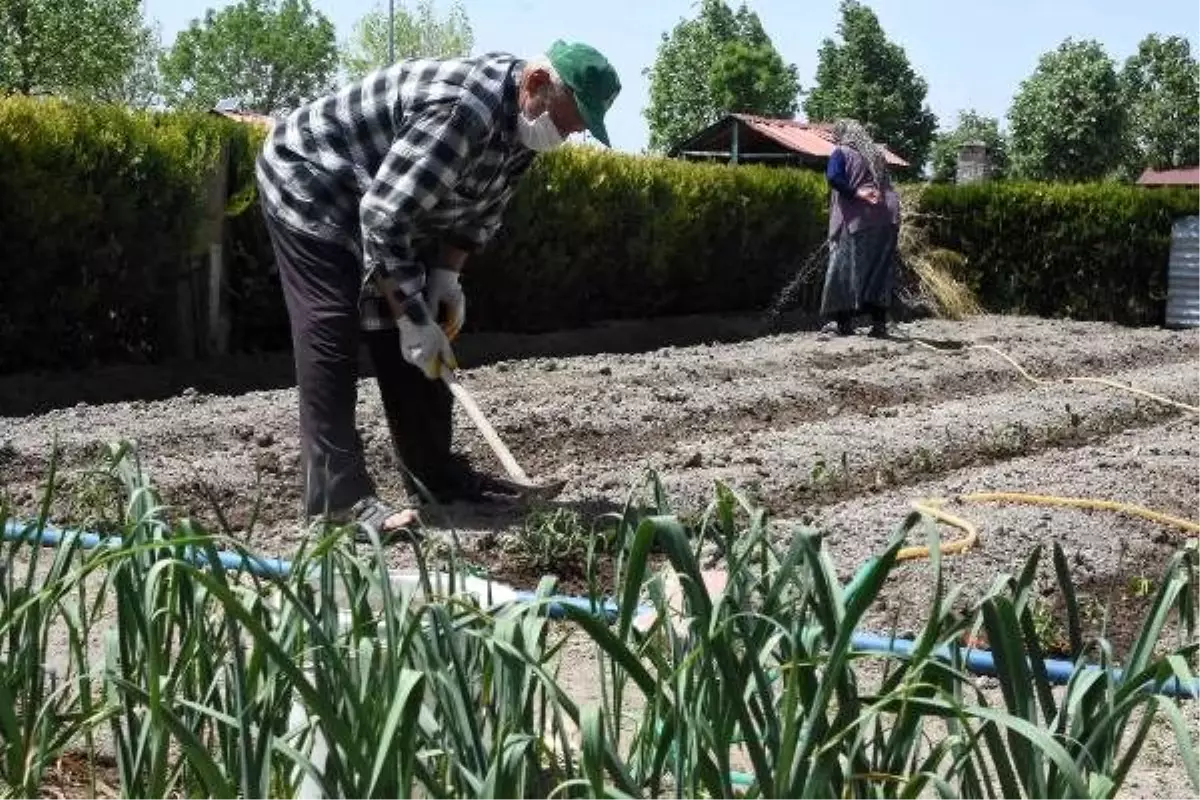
left=2, top=314, right=1196, bottom=597
left=3, top=313, right=1196, bottom=650
left=1, top=313, right=1197, bottom=797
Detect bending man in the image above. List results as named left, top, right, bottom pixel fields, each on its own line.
left=255, top=41, right=621, bottom=538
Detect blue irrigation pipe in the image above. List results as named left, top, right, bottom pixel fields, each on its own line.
left=2, top=520, right=620, bottom=620
left=512, top=590, right=622, bottom=620
left=3, top=519, right=295, bottom=578
left=849, top=631, right=1196, bottom=699
left=3, top=520, right=1196, bottom=699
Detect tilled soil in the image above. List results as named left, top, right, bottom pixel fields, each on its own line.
left=2, top=313, right=1198, bottom=797
left=4, top=312, right=1197, bottom=649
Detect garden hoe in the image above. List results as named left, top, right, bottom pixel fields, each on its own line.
left=440, top=369, right=566, bottom=502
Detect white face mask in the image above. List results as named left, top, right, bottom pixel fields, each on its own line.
left=517, top=87, right=565, bottom=152
left=517, top=110, right=564, bottom=151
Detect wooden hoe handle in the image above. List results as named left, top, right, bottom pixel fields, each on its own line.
left=440, top=370, right=533, bottom=486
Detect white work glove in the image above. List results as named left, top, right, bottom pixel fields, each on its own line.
left=396, top=295, right=457, bottom=380
left=424, top=268, right=466, bottom=340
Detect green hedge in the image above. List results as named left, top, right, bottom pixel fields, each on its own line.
left=915, top=182, right=1199, bottom=325
left=2, top=98, right=1197, bottom=376
left=465, top=149, right=829, bottom=332
left=0, top=97, right=270, bottom=374
left=0, top=99, right=829, bottom=373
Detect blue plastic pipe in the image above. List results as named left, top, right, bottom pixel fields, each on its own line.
left=848, top=631, right=1196, bottom=699
left=4, top=520, right=1196, bottom=698
left=2, top=520, right=619, bottom=619
left=3, top=519, right=294, bottom=577
left=512, top=590, right=622, bottom=620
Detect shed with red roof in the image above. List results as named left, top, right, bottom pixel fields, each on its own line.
left=667, top=113, right=909, bottom=171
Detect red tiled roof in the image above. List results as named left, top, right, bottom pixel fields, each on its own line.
left=210, top=109, right=275, bottom=131
left=733, top=113, right=910, bottom=168
left=1136, top=166, right=1200, bottom=186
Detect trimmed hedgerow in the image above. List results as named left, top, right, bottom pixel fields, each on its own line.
left=0, top=96, right=266, bottom=373
left=0, top=100, right=830, bottom=372
left=2, top=97, right=1196, bottom=375
left=915, top=181, right=1199, bottom=325
left=465, top=147, right=829, bottom=332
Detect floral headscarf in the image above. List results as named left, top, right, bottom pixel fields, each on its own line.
left=832, top=118, right=887, bottom=187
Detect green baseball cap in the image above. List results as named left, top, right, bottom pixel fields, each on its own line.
left=546, top=40, right=621, bottom=147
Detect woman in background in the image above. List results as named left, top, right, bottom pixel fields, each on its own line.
left=820, top=118, right=900, bottom=339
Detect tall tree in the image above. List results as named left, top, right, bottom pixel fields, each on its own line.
left=643, top=0, right=799, bottom=153
left=643, top=0, right=735, bottom=154
left=102, top=22, right=164, bottom=108
left=341, top=0, right=473, bottom=79
left=928, top=110, right=1009, bottom=183
left=0, top=0, right=151, bottom=99
left=159, top=0, right=338, bottom=116
left=1120, top=34, right=1199, bottom=171
left=709, top=6, right=800, bottom=118
left=1008, top=38, right=1127, bottom=181
left=803, top=0, right=938, bottom=175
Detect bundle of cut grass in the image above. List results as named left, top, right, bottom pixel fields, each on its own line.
left=897, top=184, right=983, bottom=321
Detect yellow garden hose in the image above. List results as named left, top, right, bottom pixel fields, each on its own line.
left=886, top=338, right=1199, bottom=558
left=900, top=490, right=1197, bottom=565
left=910, top=339, right=1200, bottom=416
left=901, top=500, right=980, bottom=561
left=960, top=491, right=1199, bottom=535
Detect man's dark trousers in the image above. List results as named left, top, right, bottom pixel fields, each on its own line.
left=263, top=210, right=452, bottom=516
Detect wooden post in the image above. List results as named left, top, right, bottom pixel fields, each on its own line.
left=207, top=242, right=227, bottom=355
left=730, top=119, right=740, bottom=165
left=199, top=140, right=232, bottom=356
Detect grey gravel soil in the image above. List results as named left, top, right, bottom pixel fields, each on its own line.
left=2, top=313, right=1197, bottom=797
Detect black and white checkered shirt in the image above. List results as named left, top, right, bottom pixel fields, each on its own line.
left=256, top=53, right=536, bottom=331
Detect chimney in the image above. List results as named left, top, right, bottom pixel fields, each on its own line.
left=956, top=140, right=992, bottom=184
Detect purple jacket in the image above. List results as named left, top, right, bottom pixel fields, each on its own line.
left=826, top=146, right=896, bottom=241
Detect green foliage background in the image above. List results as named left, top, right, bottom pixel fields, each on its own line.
left=918, top=181, right=1198, bottom=323
left=0, top=97, right=269, bottom=373
left=929, top=111, right=1010, bottom=183
left=643, top=0, right=800, bottom=153
left=157, top=0, right=339, bottom=115
left=339, top=0, right=474, bottom=79
left=0, top=98, right=1196, bottom=374
left=1008, top=39, right=1130, bottom=182
left=802, top=0, right=939, bottom=177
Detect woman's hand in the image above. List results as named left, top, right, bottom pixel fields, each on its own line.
left=856, top=186, right=881, bottom=205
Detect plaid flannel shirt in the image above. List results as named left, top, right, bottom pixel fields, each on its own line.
left=255, top=53, right=536, bottom=331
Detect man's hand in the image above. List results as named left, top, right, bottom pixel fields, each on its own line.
left=397, top=295, right=458, bottom=380
left=425, top=268, right=466, bottom=340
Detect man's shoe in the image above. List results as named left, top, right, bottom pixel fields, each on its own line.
left=407, top=455, right=526, bottom=506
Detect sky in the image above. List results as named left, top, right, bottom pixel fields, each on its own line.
left=143, top=0, right=1199, bottom=154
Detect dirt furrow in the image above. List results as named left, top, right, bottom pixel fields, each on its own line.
left=1, top=316, right=1196, bottom=556
left=768, top=417, right=1198, bottom=657
left=459, top=322, right=1197, bottom=471
left=524, top=360, right=1196, bottom=518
